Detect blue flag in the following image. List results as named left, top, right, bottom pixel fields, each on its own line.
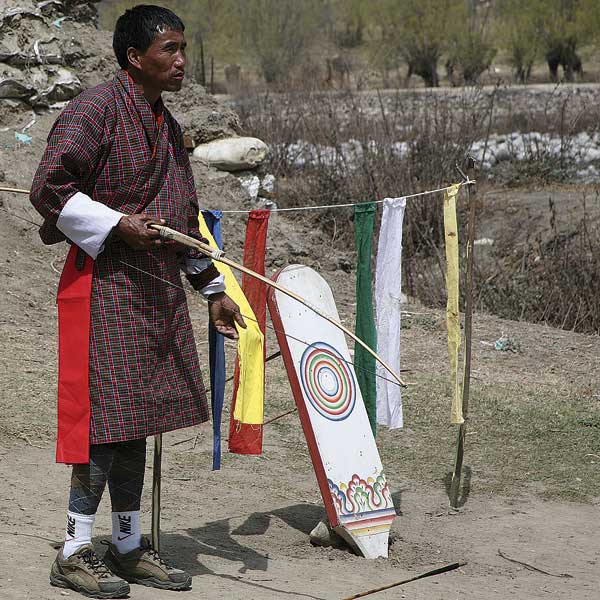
left=202, top=210, right=226, bottom=470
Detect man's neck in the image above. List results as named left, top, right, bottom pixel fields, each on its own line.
left=126, top=69, right=161, bottom=109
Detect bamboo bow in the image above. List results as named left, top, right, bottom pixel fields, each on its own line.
left=151, top=224, right=408, bottom=388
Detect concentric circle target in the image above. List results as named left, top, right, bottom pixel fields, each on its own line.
left=299, top=342, right=356, bottom=421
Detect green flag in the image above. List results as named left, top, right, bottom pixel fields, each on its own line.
left=354, top=202, right=377, bottom=436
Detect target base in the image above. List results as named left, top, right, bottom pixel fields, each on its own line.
left=268, top=264, right=395, bottom=559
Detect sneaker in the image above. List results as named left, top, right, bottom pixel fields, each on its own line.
left=50, top=544, right=130, bottom=599
left=102, top=537, right=192, bottom=591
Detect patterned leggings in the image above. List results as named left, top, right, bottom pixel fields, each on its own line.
left=68, top=438, right=147, bottom=515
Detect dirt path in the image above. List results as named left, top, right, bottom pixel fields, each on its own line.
left=0, top=432, right=598, bottom=600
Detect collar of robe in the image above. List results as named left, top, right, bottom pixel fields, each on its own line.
left=115, top=69, right=165, bottom=151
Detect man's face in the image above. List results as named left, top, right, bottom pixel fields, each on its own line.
left=135, top=28, right=186, bottom=92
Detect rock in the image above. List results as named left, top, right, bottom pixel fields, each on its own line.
left=238, top=174, right=260, bottom=200
left=63, top=1, right=101, bottom=24
left=0, top=77, right=35, bottom=100
left=285, top=242, right=308, bottom=258
left=337, top=258, right=352, bottom=273
left=193, top=136, right=269, bottom=172
left=257, top=198, right=277, bottom=210
left=309, top=519, right=345, bottom=548
left=166, top=80, right=240, bottom=144
left=259, top=173, right=276, bottom=198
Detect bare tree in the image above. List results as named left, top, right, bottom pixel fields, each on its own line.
left=236, top=0, right=323, bottom=85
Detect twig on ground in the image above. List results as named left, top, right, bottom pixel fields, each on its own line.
left=170, top=436, right=195, bottom=447
left=497, top=549, right=573, bottom=578
left=50, top=259, right=61, bottom=274
left=17, top=433, right=46, bottom=449
left=264, top=407, right=297, bottom=425
left=0, top=530, right=61, bottom=546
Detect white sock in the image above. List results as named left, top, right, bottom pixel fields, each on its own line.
left=111, top=510, right=141, bottom=554
left=63, top=511, right=95, bottom=559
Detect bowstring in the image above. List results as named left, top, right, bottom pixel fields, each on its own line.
left=118, top=259, right=404, bottom=388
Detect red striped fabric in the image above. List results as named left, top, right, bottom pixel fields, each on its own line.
left=229, top=210, right=270, bottom=454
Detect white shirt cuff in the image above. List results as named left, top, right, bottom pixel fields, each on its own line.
left=200, top=273, right=226, bottom=296
left=56, top=192, right=124, bottom=259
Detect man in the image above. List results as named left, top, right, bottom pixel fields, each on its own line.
left=30, top=5, right=244, bottom=598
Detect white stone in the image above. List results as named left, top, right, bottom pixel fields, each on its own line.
left=193, top=136, right=268, bottom=171
left=239, top=175, right=260, bottom=200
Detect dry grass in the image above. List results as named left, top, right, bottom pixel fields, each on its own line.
left=378, top=376, right=600, bottom=503
left=476, top=194, right=600, bottom=334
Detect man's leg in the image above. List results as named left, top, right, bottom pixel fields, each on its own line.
left=64, top=443, right=115, bottom=557
left=103, top=437, right=192, bottom=591
left=107, top=438, right=146, bottom=554
left=51, top=443, right=130, bottom=598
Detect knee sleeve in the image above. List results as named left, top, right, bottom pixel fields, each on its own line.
left=68, top=443, right=115, bottom=515
left=108, top=438, right=147, bottom=512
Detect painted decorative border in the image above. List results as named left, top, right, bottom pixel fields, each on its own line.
left=328, top=471, right=393, bottom=515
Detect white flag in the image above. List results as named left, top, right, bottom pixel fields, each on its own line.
left=375, top=197, right=407, bottom=429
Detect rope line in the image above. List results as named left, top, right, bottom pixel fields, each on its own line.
left=0, top=181, right=474, bottom=215
left=220, top=180, right=474, bottom=214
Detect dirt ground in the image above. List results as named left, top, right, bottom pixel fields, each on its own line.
left=0, top=438, right=598, bottom=600
left=0, top=110, right=599, bottom=599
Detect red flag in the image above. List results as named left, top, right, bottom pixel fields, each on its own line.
left=56, top=246, right=93, bottom=464
left=229, top=210, right=270, bottom=454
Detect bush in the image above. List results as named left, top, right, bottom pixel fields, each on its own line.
left=477, top=196, right=600, bottom=334
left=236, top=86, right=599, bottom=334
left=238, top=88, right=488, bottom=255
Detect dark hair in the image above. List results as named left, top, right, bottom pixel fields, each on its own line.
left=113, top=4, right=185, bottom=69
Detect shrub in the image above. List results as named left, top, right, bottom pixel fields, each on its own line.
left=236, top=86, right=599, bottom=334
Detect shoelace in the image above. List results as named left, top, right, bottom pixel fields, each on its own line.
left=81, top=549, right=111, bottom=579
left=146, top=545, right=170, bottom=569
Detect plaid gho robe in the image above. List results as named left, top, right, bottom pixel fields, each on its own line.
left=31, top=70, right=216, bottom=446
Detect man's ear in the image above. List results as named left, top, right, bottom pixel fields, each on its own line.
left=127, top=47, right=143, bottom=70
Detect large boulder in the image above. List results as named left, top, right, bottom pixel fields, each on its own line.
left=192, top=136, right=269, bottom=171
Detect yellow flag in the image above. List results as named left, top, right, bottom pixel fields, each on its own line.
left=198, top=214, right=265, bottom=425
left=443, top=184, right=464, bottom=425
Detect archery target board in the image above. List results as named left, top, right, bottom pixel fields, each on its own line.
left=267, top=265, right=395, bottom=559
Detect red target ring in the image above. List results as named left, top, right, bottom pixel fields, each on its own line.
left=300, top=342, right=356, bottom=421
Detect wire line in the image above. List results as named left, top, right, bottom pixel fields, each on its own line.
left=220, top=180, right=474, bottom=214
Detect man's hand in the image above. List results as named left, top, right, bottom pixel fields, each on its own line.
left=208, top=292, right=246, bottom=340
left=116, top=213, right=165, bottom=250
